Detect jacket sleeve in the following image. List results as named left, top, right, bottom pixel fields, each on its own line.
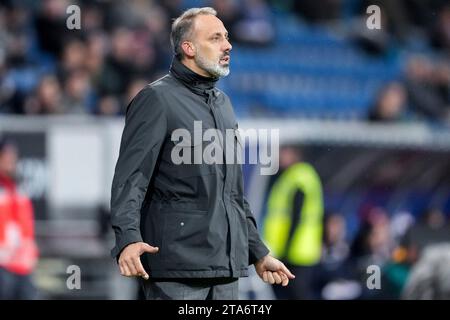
left=110, top=87, right=167, bottom=259
left=243, top=196, right=270, bottom=265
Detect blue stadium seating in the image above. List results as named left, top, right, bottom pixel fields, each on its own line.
left=222, top=13, right=402, bottom=119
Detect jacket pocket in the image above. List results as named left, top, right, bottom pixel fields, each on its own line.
left=161, top=210, right=211, bottom=266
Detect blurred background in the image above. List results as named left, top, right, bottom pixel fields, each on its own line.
left=0, top=0, right=449, bottom=299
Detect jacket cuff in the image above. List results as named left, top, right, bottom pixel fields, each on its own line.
left=110, top=232, right=143, bottom=260
left=249, top=242, right=270, bottom=265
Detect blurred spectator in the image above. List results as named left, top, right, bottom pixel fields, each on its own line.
left=34, top=0, right=74, bottom=58
left=129, top=26, right=158, bottom=80
left=125, top=78, right=149, bottom=106
left=81, top=2, right=104, bottom=33
left=431, top=4, right=450, bottom=54
left=61, top=69, right=95, bottom=114
left=59, top=38, right=88, bottom=78
left=350, top=206, right=393, bottom=298
left=390, top=211, right=415, bottom=245
left=97, top=27, right=134, bottom=96
left=157, top=0, right=183, bottom=25
left=0, top=138, right=39, bottom=299
left=85, top=31, right=107, bottom=78
left=322, top=213, right=350, bottom=267
left=263, top=146, right=324, bottom=299
left=23, top=74, right=63, bottom=114
left=0, top=3, right=43, bottom=114
left=231, top=0, right=275, bottom=46
left=368, top=82, right=411, bottom=122
left=96, top=77, right=150, bottom=117
left=401, top=207, right=450, bottom=263
left=405, top=56, right=450, bottom=123
left=211, top=0, right=242, bottom=44
left=352, top=206, right=393, bottom=265
left=314, top=212, right=359, bottom=300
left=143, top=4, right=171, bottom=65
left=96, top=95, right=120, bottom=116
left=0, top=49, right=16, bottom=113
left=402, top=243, right=450, bottom=299
left=379, top=211, right=415, bottom=299
left=381, top=208, right=449, bottom=299
left=3, top=8, right=30, bottom=68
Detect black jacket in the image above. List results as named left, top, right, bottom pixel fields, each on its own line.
left=110, top=58, right=269, bottom=278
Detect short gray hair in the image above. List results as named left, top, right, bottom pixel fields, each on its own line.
left=170, top=7, right=217, bottom=60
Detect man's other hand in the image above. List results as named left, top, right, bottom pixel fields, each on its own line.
left=118, top=242, right=159, bottom=279
left=254, top=255, right=295, bottom=286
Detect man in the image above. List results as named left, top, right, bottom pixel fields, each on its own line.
left=110, top=7, right=294, bottom=300
left=0, top=138, right=39, bottom=299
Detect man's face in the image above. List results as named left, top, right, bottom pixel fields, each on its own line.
left=190, top=14, right=232, bottom=78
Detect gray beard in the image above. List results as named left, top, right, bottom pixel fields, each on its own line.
left=195, top=52, right=230, bottom=78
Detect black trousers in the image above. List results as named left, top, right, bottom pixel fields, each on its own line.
left=140, top=277, right=239, bottom=300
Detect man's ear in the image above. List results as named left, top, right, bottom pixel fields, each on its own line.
left=181, top=41, right=195, bottom=58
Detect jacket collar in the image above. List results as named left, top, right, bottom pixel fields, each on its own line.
left=169, top=57, right=218, bottom=97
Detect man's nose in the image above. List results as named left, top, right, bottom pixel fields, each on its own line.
left=223, top=38, right=232, bottom=52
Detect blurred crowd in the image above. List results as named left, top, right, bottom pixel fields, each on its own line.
left=0, top=0, right=449, bottom=122
left=287, top=0, right=450, bottom=124
left=264, top=146, right=450, bottom=300
left=257, top=0, right=450, bottom=124
left=367, top=56, right=450, bottom=124
left=0, top=0, right=276, bottom=116
left=310, top=206, right=450, bottom=299
left=0, top=0, right=172, bottom=116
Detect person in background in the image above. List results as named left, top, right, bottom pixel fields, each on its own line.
left=315, top=212, right=354, bottom=299
left=402, top=243, right=450, bottom=300
left=368, top=82, right=411, bottom=122
left=0, top=137, right=39, bottom=299
left=350, top=206, right=393, bottom=299
left=263, top=146, right=323, bottom=299
left=401, top=207, right=449, bottom=263
left=405, top=56, right=450, bottom=124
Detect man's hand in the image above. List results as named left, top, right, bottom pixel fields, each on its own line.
left=254, top=255, right=295, bottom=286
left=118, top=242, right=159, bottom=280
